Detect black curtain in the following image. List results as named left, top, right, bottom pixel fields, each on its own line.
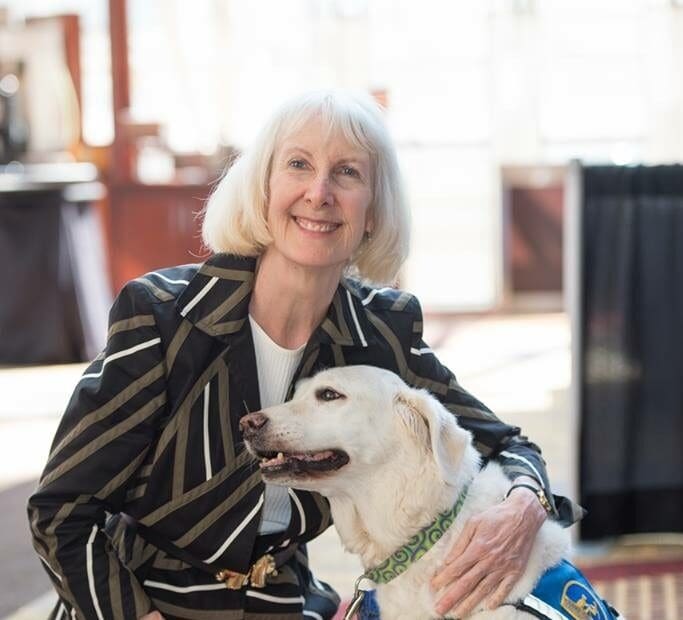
left=579, top=164, right=683, bottom=539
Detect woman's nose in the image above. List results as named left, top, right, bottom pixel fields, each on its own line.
left=304, top=174, right=333, bottom=207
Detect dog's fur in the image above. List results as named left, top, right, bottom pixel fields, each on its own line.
left=241, top=365, right=570, bottom=619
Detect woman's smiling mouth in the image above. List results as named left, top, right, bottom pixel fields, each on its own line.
left=293, top=215, right=341, bottom=233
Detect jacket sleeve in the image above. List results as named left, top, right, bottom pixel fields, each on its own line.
left=403, top=295, right=584, bottom=526
left=27, top=280, right=168, bottom=619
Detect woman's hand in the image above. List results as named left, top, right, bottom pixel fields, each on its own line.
left=430, top=486, right=547, bottom=618
left=139, top=612, right=165, bottom=620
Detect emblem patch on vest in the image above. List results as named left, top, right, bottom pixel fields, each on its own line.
left=560, top=580, right=606, bottom=620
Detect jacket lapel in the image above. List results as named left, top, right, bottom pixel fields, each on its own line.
left=176, top=253, right=378, bottom=372
left=176, top=254, right=261, bottom=414
left=174, top=253, right=380, bottom=555
left=176, top=254, right=256, bottom=341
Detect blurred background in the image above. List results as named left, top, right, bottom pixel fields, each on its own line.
left=1, top=1, right=682, bottom=618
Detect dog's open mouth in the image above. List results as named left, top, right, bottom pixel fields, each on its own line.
left=255, top=449, right=349, bottom=476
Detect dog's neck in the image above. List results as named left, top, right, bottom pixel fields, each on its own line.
left=328, top=443, right=481, bottom=569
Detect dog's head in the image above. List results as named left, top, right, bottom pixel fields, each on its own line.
left=240, top=365, right=474, bottom=493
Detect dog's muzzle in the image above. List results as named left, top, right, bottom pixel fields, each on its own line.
left=239, top=412, right=268, bottom=439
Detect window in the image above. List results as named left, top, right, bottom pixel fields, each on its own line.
left=2, top=0, right=113, bottom=146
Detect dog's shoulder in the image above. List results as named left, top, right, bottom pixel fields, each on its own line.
left=343, top=278, right=421, bottom=316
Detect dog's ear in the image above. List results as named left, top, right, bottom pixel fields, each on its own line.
left=394, top=389, right=472, bottom=486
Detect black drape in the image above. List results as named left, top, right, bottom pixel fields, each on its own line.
left=579, top=164, right=683, bottom=539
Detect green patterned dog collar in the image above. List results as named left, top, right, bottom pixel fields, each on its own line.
left=364, top=483, right=471, bottom=585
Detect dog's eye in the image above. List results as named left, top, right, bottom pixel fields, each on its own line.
left=316, top=388, right=344, bottom=402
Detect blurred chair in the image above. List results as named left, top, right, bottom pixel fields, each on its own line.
left=0, top=164, right=109, bottom=364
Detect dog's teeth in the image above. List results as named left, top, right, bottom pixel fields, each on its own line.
left=277, top=452, right=284, bottom=460
left=311, top=450, right=333, bottom=461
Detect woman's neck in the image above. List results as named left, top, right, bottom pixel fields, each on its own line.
left=249, top=250, right=344, bottom=349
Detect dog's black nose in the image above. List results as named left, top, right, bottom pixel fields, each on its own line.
left=239, top=412, right=268, bottom=436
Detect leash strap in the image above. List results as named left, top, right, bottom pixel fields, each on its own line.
left=136, top=520, right=297, bottom=587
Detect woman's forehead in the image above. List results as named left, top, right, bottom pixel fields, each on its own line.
left=277, top=115, right=371, bottom=159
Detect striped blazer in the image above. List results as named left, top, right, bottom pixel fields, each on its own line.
left=28, top=253, right=582, bottom=620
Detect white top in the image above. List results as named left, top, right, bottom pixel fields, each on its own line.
left=249, top=315, right=306, bottom=535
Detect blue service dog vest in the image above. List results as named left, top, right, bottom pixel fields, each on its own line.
left=358, top=560, right=622, bottom=620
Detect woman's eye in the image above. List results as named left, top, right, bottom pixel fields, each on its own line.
left=339, top=165, right=360, bottom=178
left=316, top=388, right=345, bottom=402
left=288, top=159, right=306, bottom=169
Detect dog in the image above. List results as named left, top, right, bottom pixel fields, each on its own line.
left=240, top=365, right=619, bottom=620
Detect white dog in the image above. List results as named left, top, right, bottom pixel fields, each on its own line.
left=240, top=366, right=611, bottom=620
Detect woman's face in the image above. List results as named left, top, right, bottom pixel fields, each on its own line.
left=264, top=117, right=373, bottom=276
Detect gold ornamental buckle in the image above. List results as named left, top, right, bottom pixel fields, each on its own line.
left=215, top=553, right=278, bottom=590
left=215, top=568, right=249, bottom=590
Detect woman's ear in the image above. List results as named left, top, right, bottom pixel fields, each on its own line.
left=364, top=208, right=375, bottom=236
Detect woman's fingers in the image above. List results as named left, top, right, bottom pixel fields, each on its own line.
left=448, top=572, right=500, bottom=618
left=435, top=560, right=521, bottom=617
left=431, top=489, right=547, bottom=616
left=443, top=519, right=476, bottom=566
left=433, top=534, right=496, bottom=613
left=486, top=574, right=519, bottom=610
left=433, top=564, right=483, bottom=615
left=431, top=520, right=479, bottom=591
left=433, top=551, right=517, bottom=616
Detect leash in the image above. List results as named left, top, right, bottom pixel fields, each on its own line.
left=343, top=483, right=471, bottom=620
left=135, top=519, right=296, bottom=588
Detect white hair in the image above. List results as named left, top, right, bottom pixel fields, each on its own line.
left=201, top=89, right=410, bottom=284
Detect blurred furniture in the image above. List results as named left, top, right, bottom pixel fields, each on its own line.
left=0, top=15, right=81, bottom=159
left=107, top=181, right=211, bottom=291
left=26, top=14, right=82, bottom=119
left=104, top=0, right=211, bottom=292
left=569, top=162, right=683, bottom=539
left=0, top=163, right=110, bottom=364
left=501, top=166, right=565, bottom=311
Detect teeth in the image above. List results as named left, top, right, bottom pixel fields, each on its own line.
left=295, top=217, right=339, bottom=233
left=259, top=452, right=287, bottom=467
left=259, top=450, right=336, bottom=467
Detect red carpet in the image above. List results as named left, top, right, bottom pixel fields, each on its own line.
left=333, top=559, right=683, bottom=619
left=580, top=558, right=683, bottom=620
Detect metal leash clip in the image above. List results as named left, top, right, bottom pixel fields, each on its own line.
left=344, top=575, right=370, bottom=620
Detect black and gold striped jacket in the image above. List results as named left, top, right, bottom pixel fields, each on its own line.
left=28, top=253, right=582, bottom=620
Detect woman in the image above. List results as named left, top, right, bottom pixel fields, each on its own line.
left=29, top=91, right=581, bottom=620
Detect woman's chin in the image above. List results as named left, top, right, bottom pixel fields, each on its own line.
left=296, top=260, right=347, bottom=278
left=275, top=251, right=351, bottom=275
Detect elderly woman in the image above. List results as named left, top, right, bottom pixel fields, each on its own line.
left=29, top=91, right=580, bottom=620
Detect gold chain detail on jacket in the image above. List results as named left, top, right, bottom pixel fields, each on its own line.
left=215, top=553, right=278, bottom=589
